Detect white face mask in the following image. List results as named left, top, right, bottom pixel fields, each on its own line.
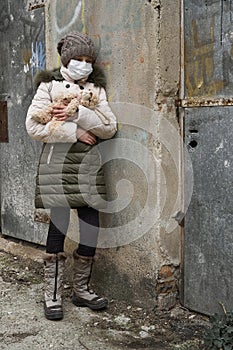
left=67, top=59, right=93, bottom=80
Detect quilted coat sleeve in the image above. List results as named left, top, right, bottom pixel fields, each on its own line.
left=25, top=82, right=78, bottom=143
left=77, top=88, right=117, bottom=139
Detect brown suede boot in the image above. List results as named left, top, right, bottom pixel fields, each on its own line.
left=43, top=252, right=67, bottom=320
left=72, top=251, right=108, bottom=310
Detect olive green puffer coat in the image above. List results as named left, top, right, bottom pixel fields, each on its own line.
left=35, top=141, right=106, bottom=209
left=26, top=67, right=117, bottom=209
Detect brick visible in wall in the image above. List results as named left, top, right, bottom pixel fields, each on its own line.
left=157, top=292, right=178, bottom=310
left=156, top=278, right=177, bottom=294
left=0, top=101, right=8, bottom=143
left=158, top=265, right=173, bottom=279
left=156, top=264, right=180, bottom=310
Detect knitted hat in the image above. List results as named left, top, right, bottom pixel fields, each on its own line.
left=57, top=32, right=96, bottom=66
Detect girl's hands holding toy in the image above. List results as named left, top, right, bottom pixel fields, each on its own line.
left=51, top=103, right=71, bottom=121
left=77, top=127, right=96, bottom=145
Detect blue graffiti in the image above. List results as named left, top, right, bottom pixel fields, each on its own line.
left=30, top=41, right=46, bottom=76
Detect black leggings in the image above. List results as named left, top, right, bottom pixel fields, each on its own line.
left=46, top=207, right=99, bottom=257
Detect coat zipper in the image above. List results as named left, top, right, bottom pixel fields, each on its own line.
left=47, top=144, right=54, bottom=165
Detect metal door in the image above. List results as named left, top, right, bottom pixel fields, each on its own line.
left=0, top=0, right=47, bottom=244
left=182, top=0, right=233, bottom=314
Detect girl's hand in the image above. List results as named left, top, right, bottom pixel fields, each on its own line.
left=77, top=128, right=96, bottom=145
left=51, top=104, right=69, bottom=121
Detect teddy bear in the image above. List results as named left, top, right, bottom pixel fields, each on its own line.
left=31, top=90, right=99, bottom=125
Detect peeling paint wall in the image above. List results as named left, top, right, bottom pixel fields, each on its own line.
left=0, top=0, right=47, bottom=244
left=183, top=0, right=233, bottom=316
left=45, top=0, right=182, bottom=308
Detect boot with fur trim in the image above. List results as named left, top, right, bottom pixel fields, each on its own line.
left=72, top=251, right=108, bottom=310
left=43, top=252, right=67, bottom=320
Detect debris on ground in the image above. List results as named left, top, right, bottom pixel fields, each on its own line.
left=0, top=251, right=209, bottom=350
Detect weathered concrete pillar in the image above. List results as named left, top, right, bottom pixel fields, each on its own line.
left=45, top=0, right=181, bottom=309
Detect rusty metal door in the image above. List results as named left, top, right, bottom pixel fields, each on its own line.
left=182, top=0, right=233, bottom=315
left=0, top=0, right=47, bottom=244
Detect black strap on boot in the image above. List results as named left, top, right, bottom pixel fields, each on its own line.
left=52, top=255, right=59, bottom=302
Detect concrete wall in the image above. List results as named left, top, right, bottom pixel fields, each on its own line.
left=45, top=0, right=182, bottom=309
left=0, top=0, right=47, bottom=245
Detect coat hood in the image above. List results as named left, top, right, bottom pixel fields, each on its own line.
left=34, top=65, right=107, bottom=90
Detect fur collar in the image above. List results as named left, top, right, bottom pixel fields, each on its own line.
left=34, top=65, right=107, bottom=89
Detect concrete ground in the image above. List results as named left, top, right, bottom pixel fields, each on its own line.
left=0, top=236, right=209, bottom=350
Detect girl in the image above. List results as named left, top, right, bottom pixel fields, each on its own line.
left=26, top=32, right=117, bottom=320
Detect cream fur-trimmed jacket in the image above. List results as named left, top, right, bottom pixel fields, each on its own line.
left=25, top=67, right=117, bottom=209
left=26, top=68, right=117, bottom=143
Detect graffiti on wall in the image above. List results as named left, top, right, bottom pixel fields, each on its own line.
left=52, top=0, right=144, bottom=100
left=185, top=18, right=224, bottom=97
left=53, top=0, right=143, bottom=57
left=20, top=15, right=46, bottom=78
left=54, top=0, right=82, bottom=35
left=23, top=41, right=46, bottom=75
left=22, top=42, right=46, bottom=75
left=0, top=0, right=46, bottom=99
left=185, top=0, right=233, bottom=98
left=54, top=0, right=143, bottom=37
